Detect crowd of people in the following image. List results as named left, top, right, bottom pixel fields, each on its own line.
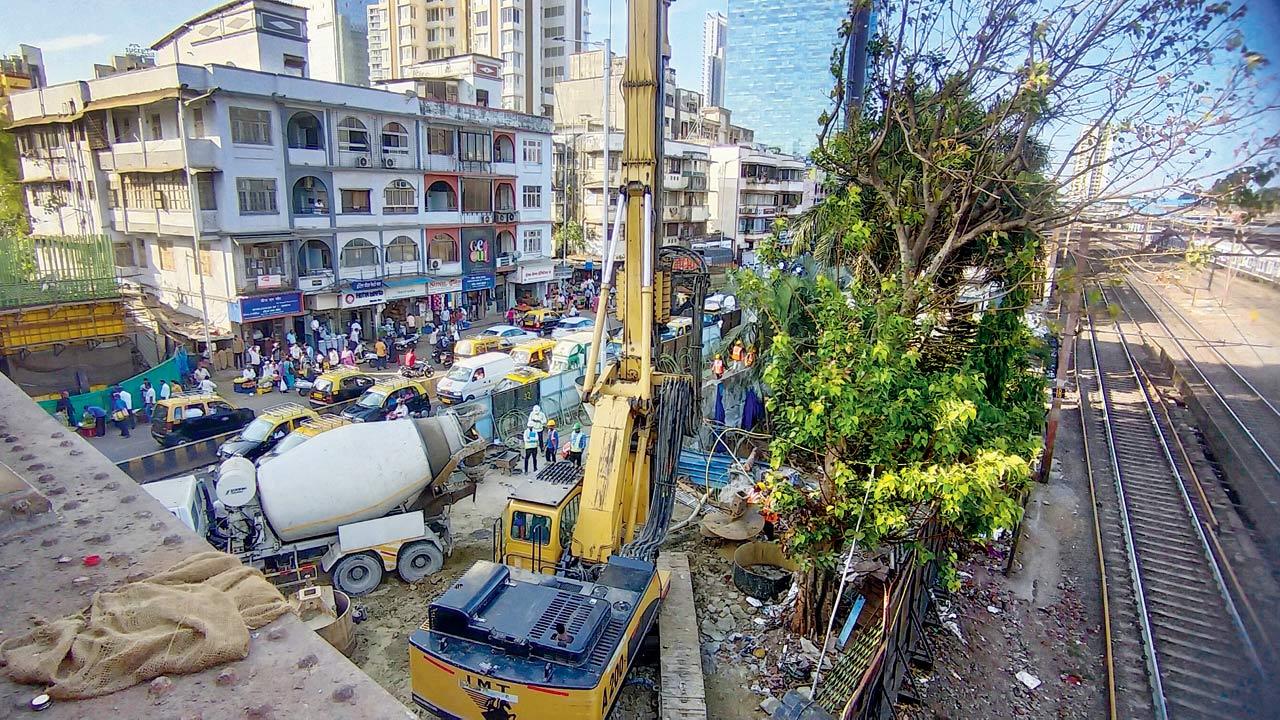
left=520, top=403, right=588, bottom=473
left=710, top=339, right=755, bottom=380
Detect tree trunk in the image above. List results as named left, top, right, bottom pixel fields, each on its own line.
left=791, top=565, right=838, bottom=639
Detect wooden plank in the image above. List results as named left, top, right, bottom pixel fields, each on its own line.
left=657, top=552, right=708, bottom=720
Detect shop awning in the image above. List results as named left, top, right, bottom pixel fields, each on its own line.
left=83, top=88, right=185, bottom=113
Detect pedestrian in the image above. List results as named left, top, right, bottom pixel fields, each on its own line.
left=327, top=347, right=340, bottom=367
left=374, top=337, right=388, bottom=370
left=523, top=423, right=540, bottom=474
left=406, top=312, right=417, bottom=333
left=527, top=404, right=547, bottom=449
left=54, top=391, right=75, bottom=426
left=199, top=376, right=217, bottom=394
left=568, top=422, right=587, bottom=467
left=233, top=334, right=245, bottom=369
left=744, top=345, right=756, bottom=368
left=118, top=385, right=135, bottom=428
left=340, top=346, right=356, bottom=366
left=282, top=359, right=296, bottom=391
left=544, top=419, right=560, bottom=464
left=110, top=392, right=130, bottom=438
left=140, top=379, right=156, bottom=422
left=290, top=342, right=302, bottom=363
left=427, top=323, right=438, bottom=347
left=568, top=304, right=580, bottom=318
left=304, top=344, right=316, bottom=364
left=310, top=317, right=321, bottom=350
left=248, top=345, right=262, bottom=375
left=711, top=354, right=725, bottom=379
left=349, top=318, right=362, bottom=346
left=286, top=328, right=297, bottom=347
left=159, top=379, right=172, bottom=400
left=83, top=405, right=107, bottom=436
left=506, top=306, right=517, bottom=325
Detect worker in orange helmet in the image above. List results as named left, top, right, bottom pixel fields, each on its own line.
left=711, top=354, right=725, bottom=379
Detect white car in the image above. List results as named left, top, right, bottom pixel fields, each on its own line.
left=552, top=316, right=595, bottom=339
left=478, top=324, right=536, bottom=349
left=704, top=293, right=737, bottom=312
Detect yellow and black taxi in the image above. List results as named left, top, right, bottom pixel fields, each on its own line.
left=151, top=392, right=256, bottom=448
left=509, top=337, right=556, bottom=370
left=257, top=415, right=352, bottom=464
left=341, top=377, right=432, bottom=422
left=494, top=365, right=549, bottom=393
left=307, top=367, right=376, bottom=408
left=217, top=402, right=320, bottom=461
left=520, top=307, right=562, bottom=336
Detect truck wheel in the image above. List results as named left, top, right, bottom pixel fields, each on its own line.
left=332, top=552, right=384, bottom=596
left=397, top=541, right=444, bottom=583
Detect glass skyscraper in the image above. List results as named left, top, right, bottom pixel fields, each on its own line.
left=724, top=0, right=847, bottom=155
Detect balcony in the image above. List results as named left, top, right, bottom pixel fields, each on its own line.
left=493, top=210, right=519, bottom=224
left=97, top=138, right=219, bottom=172
left=461, top=211, right=494, bottom=224
left=663, top=206, right=692, bottom=222
left=297, top=270, right=336, bottom=293
left=739, top=205, right=777, bottom=218
left=287, top=147, right=327, bottom=167
left=665, top=173, right=688, bottom=190
left=492, top=160, right=517, bottom=177
left=239, top=271, right=295, bottom=296
left=495, top=253, right=517, bottom=271
left=425, top=154, right=458, bottom=173
left=690, top=206, right=710, bottom=223
left=18, top=153, right=71, bottom=181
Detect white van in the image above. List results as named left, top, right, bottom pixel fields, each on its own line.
left=549, top=331, right=596, bottom=375
left=436, top=352, right=517, bottom=405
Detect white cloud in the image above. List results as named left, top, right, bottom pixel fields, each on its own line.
left=32, top=33, right=107, bottom=53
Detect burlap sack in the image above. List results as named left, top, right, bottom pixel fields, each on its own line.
left=0, top=551, right=290, bottom=699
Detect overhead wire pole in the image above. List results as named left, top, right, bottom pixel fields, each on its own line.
left=176, top=87, right=215, bottom=359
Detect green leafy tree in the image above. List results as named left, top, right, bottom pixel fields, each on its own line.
left=553, top=222, right=587, bottom=257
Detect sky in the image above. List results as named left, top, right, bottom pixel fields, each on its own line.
left=0, top=0, right=727, bottom=89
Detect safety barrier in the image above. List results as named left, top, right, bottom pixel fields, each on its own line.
left=38, top=355, right=186, bottom=418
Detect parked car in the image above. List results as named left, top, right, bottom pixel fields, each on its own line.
left=436, top=352, right=518, bottom=405
left=217, top=403, right=319, bottom=461
left=341, top=377, right=433, bottom=422
left=520, top=308, right=562, bottom=336
left=478, top=324, right=537, bottom=349
left=151, top=392, right=255, bottom=448
left=258, top=415, right=352, bottom=464
left=551, top=316, right=595, bottom=339
left=307, top=368, right=376, bottom=408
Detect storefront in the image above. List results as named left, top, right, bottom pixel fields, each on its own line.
left=512, top=261, right=555, bottom=309
left=426, top=276, right=463, bottom=322
left=381, top=278, right=428, bottom=330
left=462, top=273, right=496, bottom=320
left=339, top=279, right=385, bottom=342
left=461, top=227, right=497, bottom=321
left=231, top=291, right=305, bottom=349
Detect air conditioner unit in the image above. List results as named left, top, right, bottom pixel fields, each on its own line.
left=383, top=157, right=396, bottom=168
left=429, top=259, right=443, bottom=270
left=357, top=156, right=370, bottom=167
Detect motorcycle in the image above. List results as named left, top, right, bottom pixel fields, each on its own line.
left=393, top=333, right=420, bottom=353
left=399, top=361, right=431, bottom=379
left=431, top=346, right=455, bottom=369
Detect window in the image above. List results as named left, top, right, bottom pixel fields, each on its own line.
left=340, top=189, right=372, bottom=213
left=381, top=122, right=410, bottom=155
left=501, top=7, right=521, bottom=24
left=476, top=89, right=490, bottom=106
left=426, top=180, right=457, bottom=211
left=196, top=174, right=216, bottom=210
left=426, top=28, right=439, bottom=43
left=148, top=113, right=163, bottom=141
left=424, top=7, right=441, bottom=21
left=400, top=46, right=416, bottom=64
left=230, top=107, right=272, bottom=145
left=158, top=239, right=174, bottom=271
left=544, top=5, right=565, bottom=17
left=429, top=233, right=458, bottom=262
left=543, top=26, right=564, bottom=39
left=398, top=26, right=415, bottom=43
left=338, top=117, right=369, bottom=153
left=521, top=139, right=542, bottom=164
left=298, top=239, right=332, bottom=274
left=473, top=32, right=489, bottom=48
left=287, top=112, right=323, bottom=149
left=111, top=109, right=140, bottom=143
left=493, top=135, right=515, bottom=162
left=521, top=185, right=542, bottom=210
left=461, top=178, right=492, bottom=212
left=340, top=238, right=379, bottom=268
left=522, top=228, right=543, bottom=255
left=283, top=54, right=306, bottom=76
left=558, top=494, right=580, bottom=546
left=474, top=10, right=488, bottom=26
left=511, top=511, right=550, bottom=544
left=543, top=46, right=564, bottom=58
left=237, top=178, right=278, bottom=214
left=244, top=244, right=285, bottom=279
left=153, top=171, right=190, bottom=210
left=386, top=235, right=419, bottom=263
left=113, top=242, right=134, bottom=268
left=501, top=29, right=523, bottom=46
left=292, top=177, right=329, bottom=215
left=502, top=51, right=523, bottom=68
left=190, top=107, right=206, bottom=137
left=397, top=4, right=413, bottom=22
left=495, top=183, right=515, bottom=212
left=459, top=131, right=491, bottom=168
left=383, top=180, right=417, bottom=213
left=427, top=127, right=454, bottom=155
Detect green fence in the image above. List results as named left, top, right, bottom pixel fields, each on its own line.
left=0, top=234, right=119, bottom=309
left=38, top=355, right=184, bottom=420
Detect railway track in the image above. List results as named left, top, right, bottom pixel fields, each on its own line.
left=1075, top=288, right=1266, bottom=719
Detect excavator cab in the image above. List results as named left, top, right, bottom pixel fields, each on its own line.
left=493, top=463, right=582, bottom=573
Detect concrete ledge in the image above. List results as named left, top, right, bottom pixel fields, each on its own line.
left=0, top=373, right=415, bottom=719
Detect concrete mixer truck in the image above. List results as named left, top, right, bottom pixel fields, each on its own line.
left=147, top=410, right=487, bottom=595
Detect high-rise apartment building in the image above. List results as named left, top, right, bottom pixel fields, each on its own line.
left=1069, top=123, right=1115, bottom=202
left=297, top=0, right=377, bottom=86
left=724, top=0, right=846, bottom=154
left=367, top=0, right=585, bottom=116
left=0, top=45, right=45, bottom=122
left=701, top=12, right=726, bottom=108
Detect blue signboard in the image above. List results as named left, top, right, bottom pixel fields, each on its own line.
left=350, top=279, right=384, bottom=292
left=462, top=274, right=495, bottom=292
left=239, top=292, right=303, bottom=322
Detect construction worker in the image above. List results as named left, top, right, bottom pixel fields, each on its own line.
left=544, top=419, right=560, bottom=463
left=567, top=422, right=587, bottom=468
left=523, top=422, right=540, bottom=474
left=711, top=354, right=725, bottom=379
left=744, top=345, right=756, bottom=368
left=729, top=340, right=744, bottom=369
left=527, top=404, right=547, bottom=449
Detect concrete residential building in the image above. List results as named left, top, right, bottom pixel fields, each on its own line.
left=366, top=0, right=468, bottom=82
left=1, top=45, right=46, bottom=120
left=1069, top=122, right=1115, bottom=202
left=725, top=0, right=846, bottom=154
left=5, top=0, right=554, bottom=352
left=297, top=0, right=377, bottom=86
left=708, top=144, right=816, bottom=257
left=701, top=11, right=727, bottom=108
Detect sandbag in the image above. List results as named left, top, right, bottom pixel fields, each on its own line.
left=0, top=551, right=290, bottom=699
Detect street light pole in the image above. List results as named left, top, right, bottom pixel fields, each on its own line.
left=176, top=92, right=214, bottom=359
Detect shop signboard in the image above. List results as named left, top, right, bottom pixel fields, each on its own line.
left=341, top=279, right=385, bottom=308
left=255, top=274, right=283, bottom=289
left=384, top=281, right=427, bottom=300
left=463, top=274, right=495, bottom=292
left=461, top=227, right=496, bottom=275
left=516, top=263, right=555, bottom=284
left=428, top=277, right=463, bottom=295
left=238, top=292, right=303, bottom=322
